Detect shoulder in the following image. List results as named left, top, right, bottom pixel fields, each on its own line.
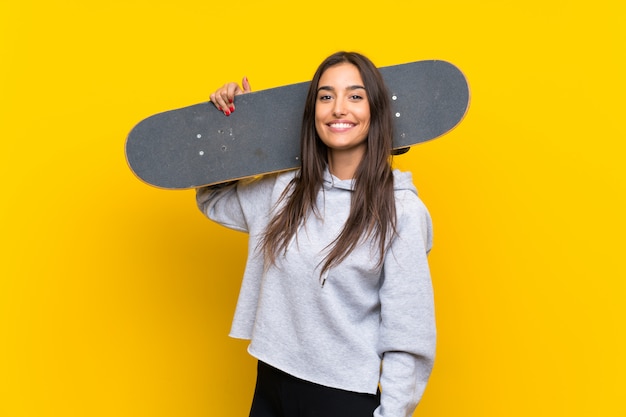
left=392, top=169, right=428, bottom=213
left=391, top=169, right=432, bottom=246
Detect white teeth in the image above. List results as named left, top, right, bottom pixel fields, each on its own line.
left=329, top=123, right=353, bottom=128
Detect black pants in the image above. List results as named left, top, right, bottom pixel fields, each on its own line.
left=249, top=361, right=380, bottom=417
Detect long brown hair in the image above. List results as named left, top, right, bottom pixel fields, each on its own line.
left=261, top=51, right=397, bottom=276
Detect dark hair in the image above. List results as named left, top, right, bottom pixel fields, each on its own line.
left=261, top=51, right=397, bottom=276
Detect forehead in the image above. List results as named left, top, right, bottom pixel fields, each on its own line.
left=318, top=63, right=364, bottom=87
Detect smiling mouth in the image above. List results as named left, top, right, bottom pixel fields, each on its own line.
left=328, top=122, right=355, bottom=129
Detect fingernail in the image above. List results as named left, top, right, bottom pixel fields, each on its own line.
left=218, top=106, right=222, bottom=111
left=229, top=106, right=235, bottom=113
left=225, top=110, right=231, bottom=116
left=229, top=99, right=233, bottom=104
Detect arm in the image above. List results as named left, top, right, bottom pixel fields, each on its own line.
left=195, top=76, right=258, bottom=230
left=375, top=195, right=436, bottom=417
left=196, top=174, right=281, bottom=234
left=196, top=181, right=248, bottom=232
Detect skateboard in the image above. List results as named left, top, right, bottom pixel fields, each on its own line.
left=125, top=60, right=469, bottom=190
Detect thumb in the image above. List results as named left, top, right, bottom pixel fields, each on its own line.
left=241, top=76, right=252, bottom=93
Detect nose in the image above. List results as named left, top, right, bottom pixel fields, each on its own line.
left=332, top=98, right=347, bottom=116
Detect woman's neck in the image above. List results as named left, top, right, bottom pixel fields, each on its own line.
left=326, top=147, right=365, bottom=180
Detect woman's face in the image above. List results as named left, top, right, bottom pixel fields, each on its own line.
left=314, top=63, right=371, bottom=157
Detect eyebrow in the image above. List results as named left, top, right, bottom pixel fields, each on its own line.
left=317, top=85, right=366, bottom=92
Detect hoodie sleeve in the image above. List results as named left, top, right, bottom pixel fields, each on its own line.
left=195, top=175, right=279, bottom=233
left=375, top=191, right=436, bottom=417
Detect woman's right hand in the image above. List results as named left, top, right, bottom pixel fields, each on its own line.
left=209, top=77, right=252, bottom=116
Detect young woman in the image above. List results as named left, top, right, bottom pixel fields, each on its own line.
left=198, top=52, right=436, bottom=417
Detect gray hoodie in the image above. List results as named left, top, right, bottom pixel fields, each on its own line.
left=196, top=168, right=436, bottom=417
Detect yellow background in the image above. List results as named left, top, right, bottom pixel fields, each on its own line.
left=1, top=1, right=624, bottom=416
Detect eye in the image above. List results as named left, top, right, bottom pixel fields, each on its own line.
left=318, top=94, right=333, bottom=101
left=349, top=94, right=364, bottom=101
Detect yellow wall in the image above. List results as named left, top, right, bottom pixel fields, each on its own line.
left=1, top=1, right=624, bottom=416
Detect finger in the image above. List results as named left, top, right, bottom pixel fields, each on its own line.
left=209, top=92, right=224, bottom=111
left=224, top=82, right=247, bottom=114
left=226, top=82, right=242, bottom=98
left=241, top=76, right=252, bottom=93
left=210, top=87, right=228, bottom=112
left=222, top=83, right=242, bottom=114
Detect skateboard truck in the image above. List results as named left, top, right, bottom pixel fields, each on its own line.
left=392, top=147, right=410, bottom=155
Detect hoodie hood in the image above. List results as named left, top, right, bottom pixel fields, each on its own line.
left=322, top=166, right=418, bottom=195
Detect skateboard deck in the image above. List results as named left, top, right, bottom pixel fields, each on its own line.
left=125, top=60, right=469, bottom=190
